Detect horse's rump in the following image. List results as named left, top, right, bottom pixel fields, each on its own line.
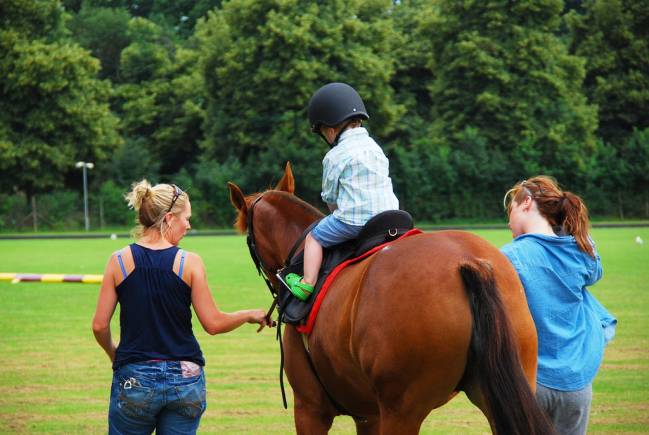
left=309, top=231, right=533, bottom=417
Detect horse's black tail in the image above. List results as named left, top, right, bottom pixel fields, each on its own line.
left=459, top=258, right=555, bottom=435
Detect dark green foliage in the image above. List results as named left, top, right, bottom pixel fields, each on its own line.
left=1, top=0, right=66, bottom=39
left=197, top=0, right=402, bottom=203
left=0, top=0, right=120, bottom=201
left=0, top=194, right=30, bottom=230
left=97, top=180, right=131, bottom=226
left=97, top=140, right=161, bottom=188
left=568, top=0, right=649, bottom=143
left=389, top=0, right=440, bottom=147
left=175, top=158, right=243, bottom=227
left=1, top=0, right=648, bottom=230
left=0, top=191, right=84, bottom=230
left=148, top=0, right=223, bottom=37
left=67, top=5, right=132, bottom=80
left=113, top=18, right=205, bottom=176
left=429, top=0, right=597, bottom=185
left=389, top=0, right=600, bottom=220
left=390, top=142, right=455, bottom=221
left=565, top=0, right=649, bottom=217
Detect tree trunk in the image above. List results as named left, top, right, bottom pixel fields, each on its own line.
left=31, top=195, right=38, bottom=232
left=99, top=196, right=105, bottom=229
left=617, top=190, right=624, bottom=220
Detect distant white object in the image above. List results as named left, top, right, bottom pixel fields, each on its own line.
left=110, top=233, right=117, bottom=240
left=636, top=236, right=644, bottom=245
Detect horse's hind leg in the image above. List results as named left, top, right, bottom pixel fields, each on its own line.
left=462, top=379, right=496, bottom=432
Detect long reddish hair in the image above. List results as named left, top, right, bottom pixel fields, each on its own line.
left=504, top=176, right=594, bottom=257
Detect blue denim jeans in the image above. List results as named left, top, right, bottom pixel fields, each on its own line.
left=109, top=361, right=206, bottom=435
left=311, top=214, right=363, bottom=248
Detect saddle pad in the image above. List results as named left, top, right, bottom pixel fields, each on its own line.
left=295, top=228, right=423, bottom=334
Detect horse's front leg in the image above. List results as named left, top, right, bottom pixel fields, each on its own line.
left=355, top=416, right=380, bottom=435
left=293, top=395, right=335, bottom=435
left=283, top=325, right=338, bottom=434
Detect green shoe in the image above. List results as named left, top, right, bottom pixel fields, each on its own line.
left=285, top=273, right=314, bottom=301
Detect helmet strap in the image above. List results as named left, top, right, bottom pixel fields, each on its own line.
left=318, top=131, right=332, bottom=148
left=329, top=120, right=354, bottom=148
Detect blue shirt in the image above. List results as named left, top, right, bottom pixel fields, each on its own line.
left=113, top=244, right=204, bottom=370
left=321, top=127, right=399, bottom=225
left=501, top=234, right=616, bottom=391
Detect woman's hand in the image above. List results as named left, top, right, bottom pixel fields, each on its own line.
left=248, top=309, right=276, bottom=332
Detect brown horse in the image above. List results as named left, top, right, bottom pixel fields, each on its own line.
left=228, top=163, right=553, bottom=435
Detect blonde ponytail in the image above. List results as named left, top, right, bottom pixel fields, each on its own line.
left=125, top=179, right=152, bottom=213
left=124, top=180, right=189, bottom=240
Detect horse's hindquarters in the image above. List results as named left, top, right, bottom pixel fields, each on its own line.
left=309, top=234, right=476, bottom=419
left=309, top=232, right=538, bottom=428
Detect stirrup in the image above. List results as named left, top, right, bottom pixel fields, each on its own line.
left=285, top=273, right=314, bottom=301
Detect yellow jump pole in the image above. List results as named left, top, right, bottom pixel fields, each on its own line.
left=0, top=273, right=103, bottom=284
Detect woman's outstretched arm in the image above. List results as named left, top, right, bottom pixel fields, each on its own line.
left=188, top=252, right=268, bottom=335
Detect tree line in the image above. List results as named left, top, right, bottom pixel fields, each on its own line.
left=1, top=0, right=647, bottom=231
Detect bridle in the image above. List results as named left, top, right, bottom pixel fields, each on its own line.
left=245, top=192, right=313, bottom=308
left=243, top=191, right=365, bottom=418
left=245, top=194, right=281, bottom=319
left=245, top=192, right=295, bottom=409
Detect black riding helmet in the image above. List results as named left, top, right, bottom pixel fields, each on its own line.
left=307, top=82, right=369, bottom=133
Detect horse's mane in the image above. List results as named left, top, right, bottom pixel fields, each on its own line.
left=233, top=190, right=323, bottom=234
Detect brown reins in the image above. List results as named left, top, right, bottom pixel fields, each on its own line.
left=244, top=192, right=364, bottom=419
left=245, top=192, right=290, bottom=408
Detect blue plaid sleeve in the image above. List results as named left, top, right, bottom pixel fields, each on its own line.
left=321, top=155, right=341, bottom=204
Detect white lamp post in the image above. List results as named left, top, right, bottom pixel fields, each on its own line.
left=75, top=161, right=94, bottom=231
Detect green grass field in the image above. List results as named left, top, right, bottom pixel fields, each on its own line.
left=1, top=228, right=648, bottom=434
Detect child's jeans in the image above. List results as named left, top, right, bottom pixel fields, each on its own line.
left=311, top=214, right=363, bottom=247
left=109, top=360, right=206, bottom=434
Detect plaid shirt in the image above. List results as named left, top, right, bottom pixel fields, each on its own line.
left=321, top=127, right=399, bottom=225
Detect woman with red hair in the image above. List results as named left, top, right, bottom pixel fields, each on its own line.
left=501, top=176, right=616, bottom=435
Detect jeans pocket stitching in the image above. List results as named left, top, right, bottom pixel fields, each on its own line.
left=118, top=383, right=155, bottom=418
left=171, top=377, right=206, bottom=419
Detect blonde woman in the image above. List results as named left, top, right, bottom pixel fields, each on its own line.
left=92, top=180, right=268, bottom=434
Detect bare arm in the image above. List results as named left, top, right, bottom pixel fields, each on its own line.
left=92, top=255, right=119, bottom=362
left=189, top=253, right=268, bottom=335
left=327, top=202, right=338, bottom=212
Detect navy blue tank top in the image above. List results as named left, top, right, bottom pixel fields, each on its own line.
left=112, top=244, right=204, bottom=370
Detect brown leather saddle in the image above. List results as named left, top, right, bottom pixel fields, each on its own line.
left=278, top=210, right=414, bottom=325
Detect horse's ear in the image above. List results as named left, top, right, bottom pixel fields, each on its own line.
left=275, top=161, right=295, bottom=193
left=228, top=182, right=246, bottom=212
